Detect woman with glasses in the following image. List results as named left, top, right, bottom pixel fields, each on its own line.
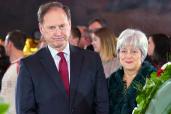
left=109, top=28, right=156, bottom=114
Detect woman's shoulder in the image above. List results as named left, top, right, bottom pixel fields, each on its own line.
left=109, top=69, right=121, bottom=80
left=140, top=61, right=156, bottom=77
left=142, top=61, right=156, bottom=71
left=109, top=69, right=124, bottom=86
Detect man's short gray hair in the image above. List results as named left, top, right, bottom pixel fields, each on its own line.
left=116, top=28, right=148, bottom=62
left=37, top=1, right=71, bottom=24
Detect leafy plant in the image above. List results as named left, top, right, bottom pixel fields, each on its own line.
left=0, top=98, right=9, bottom=114
left=133, top=63, right=171, bottom=114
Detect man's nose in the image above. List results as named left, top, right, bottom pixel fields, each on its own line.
left=54, top=27, right=62, bottom=34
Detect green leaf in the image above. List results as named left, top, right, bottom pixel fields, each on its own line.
left=0, top=103, right=9, bottom=114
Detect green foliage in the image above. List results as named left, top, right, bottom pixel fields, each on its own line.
left=133, top=64, right=171, bottom=114
left=0, top=98, right=9, bottom=114
left=165, top=103, right=171, bottom=114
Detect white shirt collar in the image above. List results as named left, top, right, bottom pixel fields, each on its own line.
left=48, top=43, right=71, bottom=82
left=11, top=57, right=23, bottom=64
left=48, top=43, right=70, bottom=58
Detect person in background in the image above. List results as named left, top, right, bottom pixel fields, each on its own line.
left=92, top=27, right=119, bottom=78
left=88, top=17, right=107, bottom=32
left=0, top=30, right=27, bottom=114
left=109, top=28, right=155, bottom=114
left=0, top=45, right=10, bottom=90
left=69, top=26, right=81, bottom=47
left=147, top=33, right=171, bottom=69
left=87, top=18, right=107, bottom=51
left=16, top=1, right=109, bottom=114
left=0, top=37, right=5, bottom=46
left=78, top=26, right=92, bottom=49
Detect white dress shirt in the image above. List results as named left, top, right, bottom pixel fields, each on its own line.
left=0, top=58, right=21, bottom=114
left=48, top=43, right=71, bottom=82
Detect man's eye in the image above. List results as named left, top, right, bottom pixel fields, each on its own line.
left=59, top=25, right=65, bottom=29
left=48, top=26, right=56, bottom=30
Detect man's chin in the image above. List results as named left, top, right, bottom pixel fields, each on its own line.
left=52, top=43, right=67, bottom=51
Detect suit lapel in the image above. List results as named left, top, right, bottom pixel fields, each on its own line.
left=70, top=46, right=84, bottom=105
left=39, top=47, right=68, bottom=97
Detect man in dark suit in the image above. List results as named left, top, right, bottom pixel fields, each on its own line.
left=16, top=1, right=109, bottom=114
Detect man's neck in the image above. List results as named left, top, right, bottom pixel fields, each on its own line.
left=10, top=50, right=24, bottom=63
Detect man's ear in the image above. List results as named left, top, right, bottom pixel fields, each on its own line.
left=69, top=20, right=71, bottom=28
left=8, top=41, right=13, bottom=48
left=39, top=23, right=43, bottom=34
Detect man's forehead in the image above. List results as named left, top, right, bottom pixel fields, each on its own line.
left=44, top=7, right=66, bottom=18
left=42, top=8, right=68, bottom=24
left=89, top=22, right=102, bottom=30
left=47, top=7, right=63, bottom=13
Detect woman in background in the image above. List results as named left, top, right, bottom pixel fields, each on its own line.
left=91, top=27, right=119, bottom=78
left=109, top=28, right=155, bottom=114
left=147, top=33, right=171, bottom=69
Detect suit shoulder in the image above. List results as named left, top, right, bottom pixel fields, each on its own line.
left=71, top=45, right=99, bottom=58
left=21, top=47, right=45, bottom=63
left=81, top=50, right=100, bottom=62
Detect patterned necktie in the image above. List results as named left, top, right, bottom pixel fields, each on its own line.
left=58, top=52, right=69, bottom=96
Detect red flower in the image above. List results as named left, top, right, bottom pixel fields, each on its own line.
left=157, top=68, right=164, bottom=77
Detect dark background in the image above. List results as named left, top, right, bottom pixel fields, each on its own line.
left=0, top=0, right=171, bottom=38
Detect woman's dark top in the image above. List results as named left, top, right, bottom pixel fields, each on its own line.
left=109, top=61, right=156, bottom=114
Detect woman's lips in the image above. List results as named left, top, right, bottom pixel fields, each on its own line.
left=125, top=61, right=133, bottom=64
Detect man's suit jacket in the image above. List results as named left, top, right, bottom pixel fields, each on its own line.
left=16, top=45, right=109, bottom=114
